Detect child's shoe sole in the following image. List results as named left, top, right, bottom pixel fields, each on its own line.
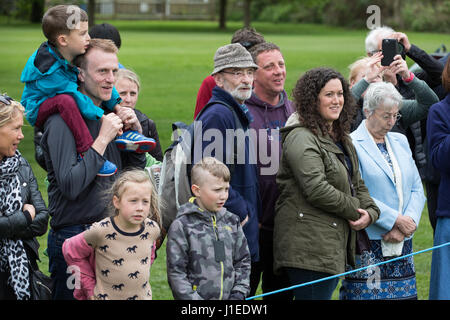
left=115, top=138, right=156, bottom=153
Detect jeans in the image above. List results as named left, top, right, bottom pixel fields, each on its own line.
left=429, top=217, right=450, bottom=300
left=284, top=267, right=339, bottom=300
left=47, top=225, right=89, bottom=300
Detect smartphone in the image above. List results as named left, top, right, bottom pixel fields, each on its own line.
left=381, top=39, right=405, bottom=66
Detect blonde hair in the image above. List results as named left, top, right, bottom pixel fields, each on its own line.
left=115, top=69, right=141, bottom=92
left=348, top=57, right=371, bottom=84
left=74, top=38, right=118, bottom=70
left=108, top=169, right=161, bottom=228
left=191, top=157, right=230, bottom=186
left=0, top=95, right=25, bottom=128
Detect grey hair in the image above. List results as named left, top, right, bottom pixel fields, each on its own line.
left=115, top=68, right=141, bottom=92
left=365, top=26, right=395, bottom=54
left=363, top=82, right=403, bottom=115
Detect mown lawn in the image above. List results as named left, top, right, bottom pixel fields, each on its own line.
left=0, top=19, right=448, bottom=300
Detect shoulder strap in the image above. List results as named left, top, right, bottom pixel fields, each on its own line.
left=192, top=100, right=244, bottom=175
left=195, top=100, right=244, bottom=130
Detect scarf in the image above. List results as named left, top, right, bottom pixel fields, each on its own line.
left=0, top=151, right=30, bottom=300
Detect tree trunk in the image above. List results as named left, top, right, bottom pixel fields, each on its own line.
left=88, top=0, right=96, bottom=27
left=218, top=0, right=227, bottom=30
left=243, top=0, right=251, bottom=28
left=30, top=0, right=44, bottom=23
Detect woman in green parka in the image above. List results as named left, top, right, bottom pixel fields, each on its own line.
left=273, top=67, right=380, bottom=300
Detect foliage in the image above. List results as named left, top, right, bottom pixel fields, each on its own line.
left=401, top=0, right=450, bottom=33
left=0, top=0, right=45, bottom=23
left=242, top=0, right=450, bottom=32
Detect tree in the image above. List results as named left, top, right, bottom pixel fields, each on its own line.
left=243, top=0, right=251, bottom=27
left=30, top=0, right=44, bottom=23
left=218, top=0, right=253, bottom=29
left=88, top=0, right=96, bottom=27
left=218, top=0, right=227, bottom=29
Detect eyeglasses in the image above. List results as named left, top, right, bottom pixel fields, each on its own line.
left=0, top=94, right=13, bottom=106
left=221, top=69, right=254, bottom=79
left=370, top=49, right=382, bottom=55
left=377, top=112, right=402, bottom=121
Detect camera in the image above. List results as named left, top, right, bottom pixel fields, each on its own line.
left=381, top=39, right=405, bottom=66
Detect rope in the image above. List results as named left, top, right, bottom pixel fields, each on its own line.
left=246, top=241, right=450, bottom=300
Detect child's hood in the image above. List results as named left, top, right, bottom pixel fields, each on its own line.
left=20, top=41, right=76, bottom=83
left=177, top=198, right=227, bottom=222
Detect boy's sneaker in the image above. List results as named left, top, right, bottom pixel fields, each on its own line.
left=115, top=130, right=156, bottom=153
left=97, top=160, right=118, bottom=177
left=77, top=154, right=117, bottom=177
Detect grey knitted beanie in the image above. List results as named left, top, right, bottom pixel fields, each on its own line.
left=211, top=43, right=258, bottom=75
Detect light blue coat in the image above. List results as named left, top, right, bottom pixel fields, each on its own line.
left=350, top=120, right=425, bottom=240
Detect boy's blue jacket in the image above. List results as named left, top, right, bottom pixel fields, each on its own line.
left=20, top=41, right=120, bottom=126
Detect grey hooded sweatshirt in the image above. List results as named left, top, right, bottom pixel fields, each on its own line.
left=166, top=199, right=251, bottom=300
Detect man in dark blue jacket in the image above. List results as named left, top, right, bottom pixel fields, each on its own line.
left=195, top=43, right=261, bottom=295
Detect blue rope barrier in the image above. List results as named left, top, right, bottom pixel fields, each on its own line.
left=246, top=241, right=450, bottom=300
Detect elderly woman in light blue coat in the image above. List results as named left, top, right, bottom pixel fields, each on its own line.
left=340, top=82, right=425, bottom=300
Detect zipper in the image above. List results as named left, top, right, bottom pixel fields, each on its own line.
left=211, top=215, right=224, bottom=300
left=36, top=280, right=52, bottom=294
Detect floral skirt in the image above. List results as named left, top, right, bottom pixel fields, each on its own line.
left=339, top=239, right=417, bottom=300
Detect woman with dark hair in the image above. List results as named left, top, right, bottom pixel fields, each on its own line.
left=273, top=67, right=379, bottom=300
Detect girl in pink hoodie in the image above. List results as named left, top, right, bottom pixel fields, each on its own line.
left=62, top=169, right=161, bottom=300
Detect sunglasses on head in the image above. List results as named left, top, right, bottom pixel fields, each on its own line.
left=239, top=41, right=257, bottom=50
left=0, top=94, right=13, bottom=105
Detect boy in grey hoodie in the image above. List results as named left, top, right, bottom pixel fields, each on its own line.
left=166, top=157, right=251, bottom=300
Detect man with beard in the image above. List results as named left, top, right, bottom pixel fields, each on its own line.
left=195, top=43, right=261, bottom=295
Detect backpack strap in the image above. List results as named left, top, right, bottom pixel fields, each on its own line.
left=193, top=100, right=245, bottom=177
left=195, top=100, right=244, bottom=131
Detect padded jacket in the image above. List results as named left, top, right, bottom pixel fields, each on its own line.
left=0, top=154, right=49, bottom=261
left=167, top=200, right=251, bottom=300
left=273, top=114, right=379, bottom=275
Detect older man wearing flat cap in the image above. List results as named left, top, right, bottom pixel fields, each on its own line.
left=194, top=43, right=261, bottom=294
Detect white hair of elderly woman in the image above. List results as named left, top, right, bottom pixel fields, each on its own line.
left=363, top=82, right=403, bottom=115
left=365, top=26, right=395, bottom=55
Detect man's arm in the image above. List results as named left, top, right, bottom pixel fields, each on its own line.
left=408, top=44, right=444, bottom=88
left=42, top=107, right=121, bottom=200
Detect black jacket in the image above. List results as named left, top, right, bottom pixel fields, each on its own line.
left=41, top=105, right=146, bottom=230
left=134, top=109, right=163, bottom=161
left=397, top=44, right=444, bottom=179
left=0, top=155, right=49, bottom=262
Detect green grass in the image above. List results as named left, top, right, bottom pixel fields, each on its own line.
left=0, top=19, right=448, bottom=300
